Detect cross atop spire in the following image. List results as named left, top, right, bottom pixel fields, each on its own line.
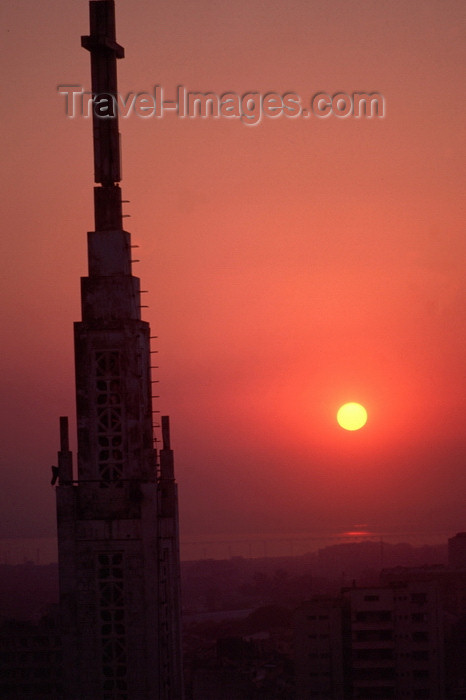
left=81, top=0, right=125, bottom=232
left=81, top=0, right=124, bottom=188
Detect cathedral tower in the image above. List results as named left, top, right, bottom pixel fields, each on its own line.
left=54, top=2, right=183, bottom=698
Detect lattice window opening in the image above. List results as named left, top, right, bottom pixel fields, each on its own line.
left=99, top=466, right=123, bottom=483
left=103, top=679, right=128, bottom=692
left=97, top=408, right=123, bottom=433
left=103, top=663, right=127, bottom=678
left=101, top=639, right=127, bottom=679
left=100, top=608, right=126, bottom=638
left=98, top=564, right=124, bottom=580
left=97, top=552, right=128, bottom=698
left=96, top=351, right=120, bottom=377
left=98, top=436, right=123, bottom=448
left=99, top=448, right=123, bottom=462
left=94, top=352, right=125, bottom=485
left=98, top=553, right=123, bottom=573
left=97, top=393, right=122, bottom=413
left=104, top=690, right=128, bottom=700
left=104, top=680, right=128, bottom=691
left=99, top=581, right=124, bottom=606
left=101, top=621, right=126, bottom=637
left=102, top=639, right=126, bottom=663
left=97, top=394, right=122, bottom=407
left=101, top=608, right=124, bottom=622
left=94, top=356, right=123, bottom=420
left=98, top=557, right=125, bottom=604
left=96, top=377, right=121, bottom=397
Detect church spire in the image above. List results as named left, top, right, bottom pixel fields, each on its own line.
left=79, top=1, right=139, bottom=321
left=55, top=4, right=183, bottom=696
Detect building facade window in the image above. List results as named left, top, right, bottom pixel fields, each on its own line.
left=97, top=552, right=128, bottom=700
left=94, top=351, right=124, bottom=485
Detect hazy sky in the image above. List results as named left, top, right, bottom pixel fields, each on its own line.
left=1, top=0, right=465, bottom=552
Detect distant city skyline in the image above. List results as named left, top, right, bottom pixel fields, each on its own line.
left=0, top=528, right=454, bottom=566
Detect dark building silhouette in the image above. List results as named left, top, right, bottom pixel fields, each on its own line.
left=53, top=2, right=183, bottom=698
left=294, top=541, right=466, bottom=700
left=0, top=611, right=63, bottom=699
left=448, top=532, right=466, bottom=569
left=294, top=596, right=351, bottom=699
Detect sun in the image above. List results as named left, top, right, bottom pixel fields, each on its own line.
left=337, top=402, right=368, bottom=431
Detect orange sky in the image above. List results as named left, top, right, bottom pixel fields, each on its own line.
left=1, top=0, right=465, bottom=550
